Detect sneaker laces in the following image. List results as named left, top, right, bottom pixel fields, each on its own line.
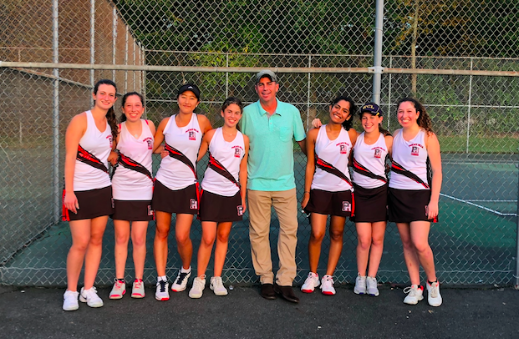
left=404, top=285, right=418, bottom=297
left=134, top=280, right=142, bottom=289
left=322, top=275, right=334, bottom=284
left=175, top=272, right=189, bottom=285
left=429, top=282, right=439, bottom=298
left=114, top=280, right=124, bottom=289
left=194, top=278, right=205, bottom=289
left=157, top=280, right=167, bottom=292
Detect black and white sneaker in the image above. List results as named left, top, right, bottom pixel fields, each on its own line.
left=155, top=280, right=169, bottom=301
left=171, top=269, right=191, bottom=292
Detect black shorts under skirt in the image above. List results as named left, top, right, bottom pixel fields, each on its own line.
left=198, top=190, right=243, bottom=222
left=152, top=180, right=198, bottom=215
left=388, top=188, right=438, bottom=223
left=112, top=199, right=154, bottom=221
left=305, top=189, right=353, bottom=217
left=64, top=186, right=113, bottom=221
left=353, top=184, right=388, bottom=223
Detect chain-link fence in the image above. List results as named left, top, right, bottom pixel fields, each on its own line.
left=1, top=0, right=518, bottom=287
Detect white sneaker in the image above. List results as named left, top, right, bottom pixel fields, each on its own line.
left=189, top=276, right=206, bottom=299
left=155, top=280, right=169, bottom=301
left=109, top=279, right=126, bottom=300
left=131, top=279, right=145, bottom=299
left=427, top=281, right=442, bottom=306
left=366, top=276, right=379, bottom=296
left=403, top=284, right=424, bottom=305
left=171, top=268, right=191, bottom=292
left=62, top=290, right=79, bottom=311
left=79, top=287, right=104, bottom=308
left=210, top=276, right=228, bottom=296
left=320, top=275, right=336, bottom=295
left=354, top=275, right=366, bottom=295
left=301, top=272, right=320, bottom=293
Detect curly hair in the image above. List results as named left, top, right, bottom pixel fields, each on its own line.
left=396, top=97, right=434, bottom=134
left=330, top=95, right=357, bottom=131
left=93, top=79, right=118, bottom=142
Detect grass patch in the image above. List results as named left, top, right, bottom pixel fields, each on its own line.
left=439, top=135, right=519, bottom=153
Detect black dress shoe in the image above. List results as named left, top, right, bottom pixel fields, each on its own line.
left=274, top=283, right=299, bottom=303
left=260, top=283, right=277, bottom=300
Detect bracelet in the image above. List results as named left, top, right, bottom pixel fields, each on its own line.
left=304, top=191, right=310, bottom=194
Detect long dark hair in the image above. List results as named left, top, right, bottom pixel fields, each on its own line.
left=120, top=92, right=145, bottom=123
left=330, top=95, right=357, bottom=131
left=93, top=79, right=118, bottom=142
left=396, top=97, right=434, bottom=134
left=221, top=97, right=243, bottom=131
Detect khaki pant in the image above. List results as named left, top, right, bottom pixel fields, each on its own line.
left=247, top=189, right=298, bottom=286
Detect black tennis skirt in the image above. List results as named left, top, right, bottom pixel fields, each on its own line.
left=198, top=190, right=243, bottom=222
left=112, top=199, right=154, bottom=221
left=63, top=186, right=113, bottom=221
left=353, top=184, right=388, bottom=223
left=388, top=188, right=438, bottom=223
left=152, top=180, right=198, bottom=215
left=304, top=189, right=353, bottom=217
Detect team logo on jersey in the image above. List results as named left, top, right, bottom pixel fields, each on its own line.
left=237, top=205, right=244, bottom=216
left=188, top=131, right=196, bottom=140
left=144, top=137, right=153, bottom=150
left=337, top=142, right=350, bottom=155
left=190, top=199, right=198, bottom=210
left=234, top=148, right=241, bottom=158
left=411, top=146, right=419, bottom=156
left=107, top=135, right=113, bottom=148
left=342, top=201, right=351, bottom=212
left=374, top=148, right=382, bottom=158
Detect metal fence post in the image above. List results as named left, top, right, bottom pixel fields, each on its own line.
left=112, top=7, right=117, bottom=82
left=225, top=53, right=229, bottom=98
left=387, top=55, right=392, bottom=130
left=515, top=163, right=519, bottom=289
left=372, top=0, right=384, bottom=104
left=90, top=0, right=95, bottom=103
left=52, top=0, right=60, bottom=224
left=466, top=57, right=473, bottom=153
left=306, top=55, right=311, bottom=130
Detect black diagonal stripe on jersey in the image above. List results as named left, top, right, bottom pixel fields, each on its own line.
left=208, top=153, right=240, bottom=188
left=316, top=156, right=352, bottom=187
left=352, top=158, right=387, bottom=183
left=390, top=159, right=429, bottom=189
left=77, top=144, right=109, bottom=173
left=164, top=143, right=197, bottom=178
left=117, top=152, right=153, bottom=181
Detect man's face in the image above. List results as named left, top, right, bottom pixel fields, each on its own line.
left=255, top=76, right=279, bottom=103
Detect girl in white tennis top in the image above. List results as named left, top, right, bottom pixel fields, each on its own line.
left=152, top=84, right=212, bottom=301
left=301, top=95, right=357, bottom=296
left=351, top=103, right=392, bottom=297
left=188, top=97, right=249, bottom=299
left=62, top=79, right=118, bottom=311
left=389, top=97, right=442, bottom=307
left=108, top=92, right=155, bottom=300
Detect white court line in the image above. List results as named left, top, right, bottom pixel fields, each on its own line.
left=467, top=199, right=517, bottom=203
left=441, top=193, right=518, bottom=217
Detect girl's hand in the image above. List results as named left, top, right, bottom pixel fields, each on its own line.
left=426, top=201, right=439, bottom=220
left=161, top=149, right=169, bottom=159
left=107, top=151, right=118, bottom=166
left=241, top=197, right=247, bottom=215
left=312, top=118, right=322, bottom=129
left=301, top=192, right=310, bottom=209
left=64, top=192, right=79, bottom=214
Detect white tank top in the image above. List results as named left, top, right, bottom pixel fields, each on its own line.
left=352, top=132, right=388, bottom=189
left=389, top=129, right=429, bottom=190
left=155, top=113, right=202, bottom=190
left=112, top=120, right=154, bottom=200
left=74, top=110, right=112, bottom=191
left=201, top=128, right=245, bottom=197
left=311, top=125, right=353, bottom=192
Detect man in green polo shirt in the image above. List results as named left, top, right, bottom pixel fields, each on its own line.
left=241, top=70, right=306, bottom=303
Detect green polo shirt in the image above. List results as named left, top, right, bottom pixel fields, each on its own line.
left=241, top=99, right=306, bottom=191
